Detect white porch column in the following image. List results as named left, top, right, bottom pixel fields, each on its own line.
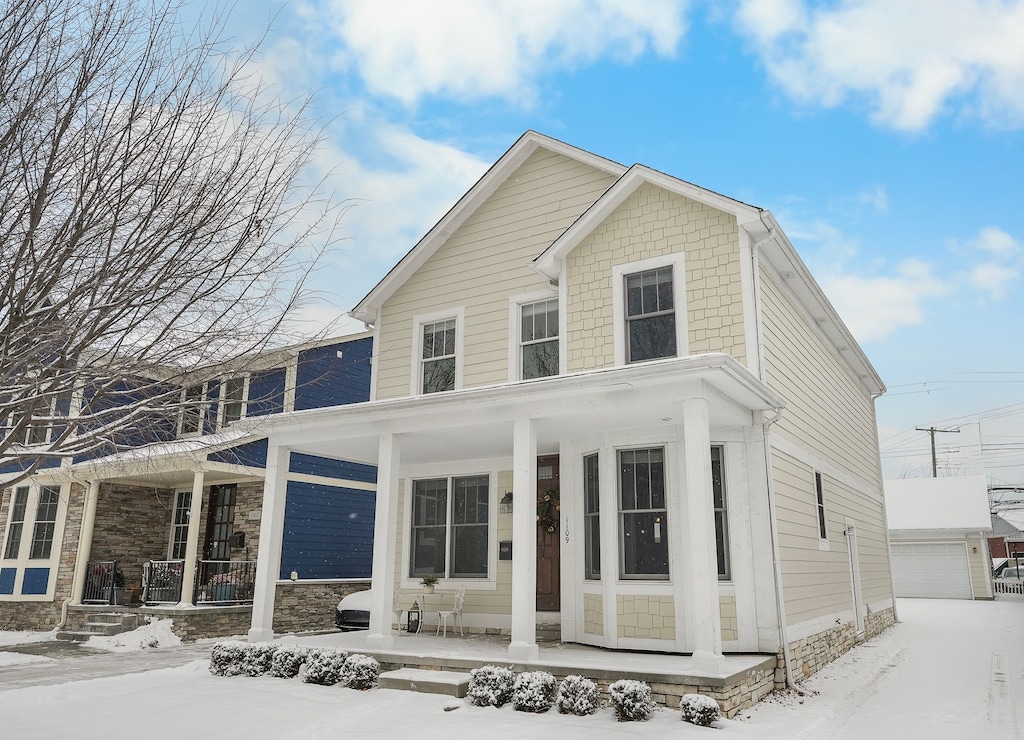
left=509, top=417, right=539, bottom=661
left=177, top=469, right=206, bottom=607
left=71, top=480, right=100, bottom=604
left=367, top=433, right=401, bottom=648
left=682, top=396, right=725, bottom=673
left=249, top=444, right=289, bottom=642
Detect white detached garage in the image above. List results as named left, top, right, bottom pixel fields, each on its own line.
left=884, top=477, right=993, bottom=600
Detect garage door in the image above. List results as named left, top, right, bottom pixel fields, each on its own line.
left=890, top=542, right=973, bottom=599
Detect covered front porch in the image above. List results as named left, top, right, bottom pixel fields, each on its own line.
left=251, top=354, right=787, bottom=674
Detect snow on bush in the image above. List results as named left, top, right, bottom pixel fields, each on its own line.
left=555, top=674, right=600, bottom=716
left=512, top=670, right=557, bottom=713
left=467, top=665, right=515, bottom=707
left=302, top=648, right=349, bottom=686
left=679, top=693, right=721, bottom=727
left=609, top=679, right=657, bottom=722
left=242, top=643, right=277, bottom=677
left=340, top=653, right=380, bottom=690
left=269, top=645, right=307, bottom=679
left=209, top=641, right=249, bottom=677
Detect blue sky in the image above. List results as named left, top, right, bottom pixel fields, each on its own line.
left=224, top=0, right=1024, bottom=484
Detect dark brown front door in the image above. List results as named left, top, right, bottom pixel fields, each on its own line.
left=536, top=455, right=560, bottom=611
left=203, top=484, right=237, bottom=562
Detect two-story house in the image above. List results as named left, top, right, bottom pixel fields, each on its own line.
left=0, top=333, right=375, bottom=638
left=246, top=131, right=894, bottom=698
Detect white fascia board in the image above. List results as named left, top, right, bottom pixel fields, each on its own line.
left=755, top=211, right=885, bottom=397
left=889, top=528, right=993, bottom=539
left=351, top=131, right=626, bottom=323
left=532, top=164, right=764, bottom=281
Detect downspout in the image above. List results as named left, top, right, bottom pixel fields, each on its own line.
left=872, top=390, right=900, bottom=625
left=751, top=214, right=796, bottom=689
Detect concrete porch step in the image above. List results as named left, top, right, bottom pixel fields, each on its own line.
left=55, top=631, right=93, bottom=642
left=57, top=612, right=139, bottom=641
left=378, top=668, right=471, bottom=697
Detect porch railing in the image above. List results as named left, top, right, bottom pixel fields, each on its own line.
left=195, top=560, right=256, bottom=605
left=82, top=560, right=125, bottom=605
left=142, top=560, right=185, bottom=604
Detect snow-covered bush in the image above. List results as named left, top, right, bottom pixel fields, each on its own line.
left=269, top=645, right=307, bottom=678
left=609, top=679, right=656, bottom=722
left=209, top=641, right=249, bottom=677
left=242, top=643, right=277, bottom=677
left=512, top=671, right=557, bottom=713
left=302, top=648, right=349, bottom=686
left=467, top=665, right=515, bottom=707
left=679, top=693, right=721, bottom=727
left=556, top=674, right=600, bottom=716
left=340, top=653, right=380, bottom=690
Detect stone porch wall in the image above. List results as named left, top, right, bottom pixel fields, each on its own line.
left=779, top=606, right=897, bottom=686
left=272, top=579, right=370, bottom=634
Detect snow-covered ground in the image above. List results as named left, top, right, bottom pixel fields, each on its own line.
left=0, top=598, right=1020, bottom=739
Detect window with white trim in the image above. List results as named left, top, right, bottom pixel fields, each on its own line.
left=169, top=490, right=192, bottom=559
left=625, top=267, right=676, bottom=362
left=618, top=447, right=668, bottom=579
left=421, top=319, right=457, bottom=393
left=28, top=485, right=60, bottom=559
left=520, top=299, right=559, bottom=379
left=2, top=487, right=29, bottom=559
left=179, top=383, right=205, bottom=436
left=814, top=471, right=828, bottom=540
left=584, top=453, right=601, bottom=580
left=711, top=446, right=730, bottom=580
left=220, top=377, right=246, bottom=427
left=410, top=474, right=489, bottom=579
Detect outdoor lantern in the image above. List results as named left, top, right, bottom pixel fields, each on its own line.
left=407, top=599, right=421, bottom=633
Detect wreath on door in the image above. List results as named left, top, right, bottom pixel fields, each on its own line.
left=537, top=489, right=560, bottom=532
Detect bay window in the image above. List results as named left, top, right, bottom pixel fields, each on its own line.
left=618, top=447, right=668, bottom=579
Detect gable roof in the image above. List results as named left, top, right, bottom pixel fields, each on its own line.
left=349, top=131, right=626, bottom=324
left=992, top=512, right=1024, bottom=538
left=884, top=476, right=992, bottom=532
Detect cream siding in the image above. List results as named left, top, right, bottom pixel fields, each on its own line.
left=967, top=533, right=991, bottom=599
left=759, top=265, right=881, bottom=487
left=374, top=150, right=617, bottom=399
left=564, top=183, right=746, bottom=372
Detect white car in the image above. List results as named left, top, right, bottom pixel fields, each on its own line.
left=997, top=565, right=1024, bottom=581
left=334, top=590, right=371, bottom=631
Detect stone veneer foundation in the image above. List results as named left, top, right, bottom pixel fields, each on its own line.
left=778, top=606, right=897, bottom=686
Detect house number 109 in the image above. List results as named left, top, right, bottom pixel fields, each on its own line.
left=564, top=524, right=569, bottom=544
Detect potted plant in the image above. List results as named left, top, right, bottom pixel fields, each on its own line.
left=111, top=564, right=126, bottom=605
left=420, top=574, right=439, bottom=594
left=210, top=571, right=237, bottom=602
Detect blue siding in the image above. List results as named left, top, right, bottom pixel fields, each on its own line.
left=247, top=368, right=286, bottom=417
left=0, top=568, right=15, bottom=594
left=208, top=438, right=269, bottom=468
left=21, top=567, right=49, bottom=595
left=294, top=338, right=372, bottom=411
left=288, top=452, right=377, bottom=483
left=280, top=481, right=375, bottom=579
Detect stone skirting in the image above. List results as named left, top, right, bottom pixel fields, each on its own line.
left=272, top=580, right=370, bottom=634
left=0, top=601, right=64, bottom=631
left=781, top=606, right=897, bottom=685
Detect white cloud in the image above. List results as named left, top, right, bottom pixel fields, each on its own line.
left=858, top=184, right=888, bottom=214
left=961, top=226, right=1022, bottom=299
left=320, top=0, right=689, bottom=104
left=735, top=0, right=1024, bottom=130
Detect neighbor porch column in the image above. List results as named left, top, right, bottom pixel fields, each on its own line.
left=249, top=443, right=289, bottom=642
left=509, top=417, right=539, bottom=661
left=71, top=480, right=101, bottom=604
left=367, top=433, right=401, bottom=648
left=176, top=468, right=206, bottom=607
left=682, top=396, right=725, bottom=673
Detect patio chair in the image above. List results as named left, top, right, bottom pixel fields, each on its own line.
left=436, top=586, right=465, bottom=637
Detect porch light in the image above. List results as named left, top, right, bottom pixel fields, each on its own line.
left=290, top=571, right=298, bottom=581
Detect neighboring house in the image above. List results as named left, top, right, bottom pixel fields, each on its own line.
left=990, top=511, right=1024, bottom=560
left=248, top=131, right=894, bottom=690
left=884, top=476, right=993, bottom=600
left=0, top=333, right=375, bottom=638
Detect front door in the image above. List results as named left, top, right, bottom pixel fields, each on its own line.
left=536, top=455, right=560, bottom=611
left=203, top=484, right=237, bottom=564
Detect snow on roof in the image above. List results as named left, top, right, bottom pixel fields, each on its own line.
left=884, top=476, right=991, bottom=532
left=998, top=508, right=1024, bottom=532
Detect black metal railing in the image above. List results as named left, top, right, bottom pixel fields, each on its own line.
left=82, top=560, right=126, bottom=605
left=195, top=560, right=256, bottom=605
left=142, top=560, right=185, bottom=604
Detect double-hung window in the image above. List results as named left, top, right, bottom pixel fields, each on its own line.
left=410, top=475, right=489, bottom=579
left=583, top=453, right=601, bottom=580
left=618, top=447, right=668, bottom=579
left=170, top=490, right=192, bottom=560
left=711, top=446, right=730, bottom=580
left=421, top=319, right=456, bottom=393
left=3, top=487, right=29, bottom=559
left=179, top=383, right=205, bottom=436
left=521, top=299, right=559, bottom=379
left=625, top=267, right=676, bottom=362
left=10, top=401, right=51, bottom=446
left=220, top=377, right=245, bottom=427
left=29, top=486, right=60, bottom=559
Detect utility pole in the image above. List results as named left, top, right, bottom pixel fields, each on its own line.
left=915, top=426, right=960, bottom=477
